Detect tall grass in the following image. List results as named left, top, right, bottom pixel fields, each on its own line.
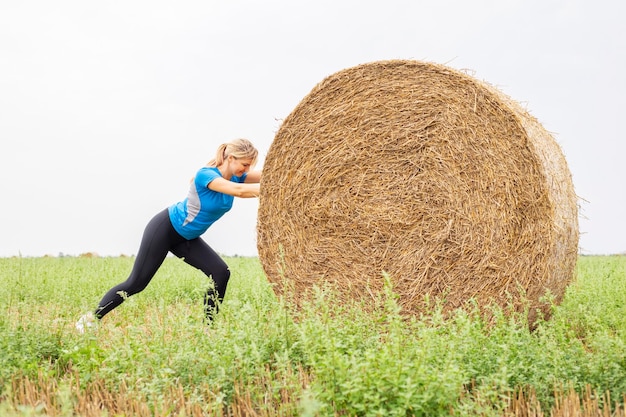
left=0, top=255, right=625, bottom=416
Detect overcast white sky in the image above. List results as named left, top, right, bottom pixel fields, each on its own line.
left=1, top=0, right=624, bottom=257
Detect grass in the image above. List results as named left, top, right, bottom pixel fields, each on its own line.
left=0, top=254, right=625, bottom=416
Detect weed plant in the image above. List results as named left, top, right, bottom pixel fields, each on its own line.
left=0, top=255, right=625, bottom=416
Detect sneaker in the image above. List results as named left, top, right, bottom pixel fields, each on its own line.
left=75, top=312, right=97, bottom=334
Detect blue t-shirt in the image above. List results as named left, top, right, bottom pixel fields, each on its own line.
left=168, top=166, right=247, bottom=240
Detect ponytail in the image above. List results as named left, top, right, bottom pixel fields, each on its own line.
left=207, top=139, right=258, bottom=167
left=207, top=143, right=229, bottom=167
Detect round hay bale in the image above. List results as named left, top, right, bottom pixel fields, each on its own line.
left=257, top=60, right=578, bottom=323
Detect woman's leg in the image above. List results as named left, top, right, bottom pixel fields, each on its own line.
left=171, top=238, right=230, bottom=321
left=94, top=209, right=184, bottom=319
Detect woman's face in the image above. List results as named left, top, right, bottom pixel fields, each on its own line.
left=230, top=157, right=253, bottom=177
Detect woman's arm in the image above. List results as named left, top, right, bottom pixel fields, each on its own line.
left=208, top=177, right=260, bottom=198
left=244, top=170, right=262, bottom=184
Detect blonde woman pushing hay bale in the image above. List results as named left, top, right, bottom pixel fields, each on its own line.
left=257, top=60, right=578, bottom=324
left=76, top=139, right=262, bottom=333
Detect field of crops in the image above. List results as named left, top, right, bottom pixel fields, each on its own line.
left=0, top=255, right=625, bottom=416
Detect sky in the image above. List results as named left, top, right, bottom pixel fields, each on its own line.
left=1, top=0, right=624, bottom=258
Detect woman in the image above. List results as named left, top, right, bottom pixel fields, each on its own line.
left=76, top=138, right=261, bottom=333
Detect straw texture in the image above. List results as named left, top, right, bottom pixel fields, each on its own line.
left=257, top=60, right=578, bottom=322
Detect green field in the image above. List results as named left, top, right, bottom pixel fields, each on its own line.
left=1, top=255, right=625, bottom=416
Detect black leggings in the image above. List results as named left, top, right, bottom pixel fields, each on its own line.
left=94, top=209, right=230, bottom=321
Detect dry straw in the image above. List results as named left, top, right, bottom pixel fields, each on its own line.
left=257, top=60, right=578, bottom=323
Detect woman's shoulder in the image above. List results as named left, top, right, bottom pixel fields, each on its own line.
left=194, top=166, right=222, bottom=187
left=197, top=166, right=221, bottom=177
left=199, top=165, right=219, bottom=172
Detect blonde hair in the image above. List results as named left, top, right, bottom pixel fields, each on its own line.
left=208, top=138, right=258, bottom=167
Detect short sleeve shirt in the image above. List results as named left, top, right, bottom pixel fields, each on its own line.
left=168, top=166, right=247, bottom=240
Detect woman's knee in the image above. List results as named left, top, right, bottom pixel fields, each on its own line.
left=120, top=275, right=151, bottom=296
left=212, top=264, right=231, bottom=286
